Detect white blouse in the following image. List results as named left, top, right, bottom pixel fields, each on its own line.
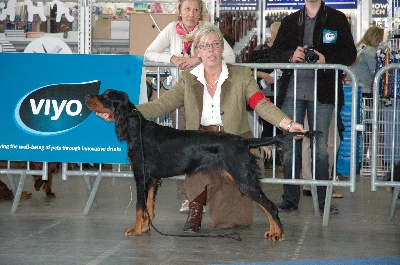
left=190, top=61, right=229, bottom=126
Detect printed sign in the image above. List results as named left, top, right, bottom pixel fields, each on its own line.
left=220, top=0, right=258, bottom=11
left=323, top=29, right=338, bottom=43
left=372, top=0, right=388, bottom=18
left=0, top=53, right=143, bottom=164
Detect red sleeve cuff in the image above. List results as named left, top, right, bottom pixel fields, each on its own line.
left=248, top=91, right=269, bottom=110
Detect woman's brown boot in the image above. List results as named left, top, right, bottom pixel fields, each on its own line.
left=183, top=189, right=207, bottom=232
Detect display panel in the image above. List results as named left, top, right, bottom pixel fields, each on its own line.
left=220, top=0, right=258, bottom=11
left=0, top=53, right=143, bottom=164
left=372, top=0, right=388, bottom=18
left=265, top=0, right=357, bottom=10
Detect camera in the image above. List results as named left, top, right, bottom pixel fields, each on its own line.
left=304, top=47, right=319, bottom=63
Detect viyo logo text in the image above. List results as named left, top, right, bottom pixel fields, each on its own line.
left=15, top=81, right=100, bottom=135
left=30, top=99, right=82, bottom=121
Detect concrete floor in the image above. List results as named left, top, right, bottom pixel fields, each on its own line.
left=0, top=171, right=399, bottom=265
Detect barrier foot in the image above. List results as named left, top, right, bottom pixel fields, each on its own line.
left=322, top=185, right=333, bottom=226
left=389, top=186, right=399, bottom=220
left=84, top=176, right=99, bottom=209
left=83, top=174, right=102, bottom=215
left=11, top=173, right=27, bottom=213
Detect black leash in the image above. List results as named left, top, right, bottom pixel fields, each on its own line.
left=146, top=207, right=241, bottom=241
left=134, top=109, right=242, bottom=241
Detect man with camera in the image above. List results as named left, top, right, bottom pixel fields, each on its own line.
left=269, top=0, right=357, bottom=213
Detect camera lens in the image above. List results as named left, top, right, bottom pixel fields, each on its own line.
left=307, top=54, right=317, bottom=63
left=305, top=48, right=319, bottom=63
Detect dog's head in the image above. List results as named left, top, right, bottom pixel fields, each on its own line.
left=85, top=89, right=132, bottom=121
left=86, top=89, right=141, bottom=142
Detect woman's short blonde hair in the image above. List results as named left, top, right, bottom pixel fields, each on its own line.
left=356, top=26, right=384, bottom=48
left=176, top=0, right=204, bottom=21
left=193, top=25, right=225, bottom=50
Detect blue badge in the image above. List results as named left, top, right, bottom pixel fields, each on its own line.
left=323, top=29, right=337, bottom=43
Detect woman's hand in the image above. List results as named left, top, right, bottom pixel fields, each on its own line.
left=289, top=122, right=306, bottom=133
left=280, top=118, right=307, bottom=139
left=260, top=72, right=275, bottom=84
left=280, top=118, right=305, bottom=133
left=170, top=56, right=200, bottom=70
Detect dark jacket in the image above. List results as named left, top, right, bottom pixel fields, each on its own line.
left=269, top=1, right=357, bottom=108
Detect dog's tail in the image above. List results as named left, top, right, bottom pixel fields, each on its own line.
left=245, top=131, right=321, bottom=148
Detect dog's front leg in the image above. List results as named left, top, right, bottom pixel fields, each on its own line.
left=125, top=175, right=154, bottom=236
left=145, top=178, right=158, bottom=221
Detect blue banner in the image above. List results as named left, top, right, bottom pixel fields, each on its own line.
left=0, top=53, right=143, bottom=164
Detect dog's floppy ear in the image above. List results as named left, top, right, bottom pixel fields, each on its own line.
left=107, top=90, right=130, bottom=117
left=111, top=90, right=142, bottom=142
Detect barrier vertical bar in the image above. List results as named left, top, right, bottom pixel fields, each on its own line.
left=11, top=172, right=27, bottom=213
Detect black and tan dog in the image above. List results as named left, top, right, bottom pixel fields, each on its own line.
left=85, top=89, right=314, bottom=241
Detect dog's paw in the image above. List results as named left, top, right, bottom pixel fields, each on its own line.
left=264, top=230, right=284, bottom=241
left=124, top=220, right=151, bottom=236
left=21, top=191, right=32, bottom=200
left=33, top=177, right=44, bottom=191
left=124, top=226, right=150, bottom=236
left=46, top=192, right=56, bottom=198
left=124, top=228, right=141, bottom=236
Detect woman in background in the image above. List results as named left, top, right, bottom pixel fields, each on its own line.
left=145, top=0, right=235, bottom=70
left=250, top=21, right=281, bottom=89
left=349, top=26, right=384, bottom=96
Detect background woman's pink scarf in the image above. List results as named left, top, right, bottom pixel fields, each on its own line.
left=176, top=22, right=199, bottom=55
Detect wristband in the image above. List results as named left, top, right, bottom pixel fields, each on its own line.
left=287, top=120, right=294, bottom=132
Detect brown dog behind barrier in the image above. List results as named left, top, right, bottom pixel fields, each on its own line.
left=0, top=161, right=60, bottom=200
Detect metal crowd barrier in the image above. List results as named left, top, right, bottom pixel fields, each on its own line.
left=371, top=63, right=400, bottom=219
left=2, top=62, right=359, bottom=226
left=0, top=161, right=48, bottom=213
left=244, top=63, right=359, bottom=226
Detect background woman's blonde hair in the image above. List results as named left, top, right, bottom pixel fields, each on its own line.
left=176, top=0, right=204, bottom=21
left=193, top=25, right=225, bottom=50
left=356, top=26, right=384, bottom=48
left=270, top=22, right=281, bottom=35
left=265, top=21, right=281, bottom=44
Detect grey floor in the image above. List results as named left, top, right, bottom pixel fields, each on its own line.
left=0, top=170, right=399, bottom=265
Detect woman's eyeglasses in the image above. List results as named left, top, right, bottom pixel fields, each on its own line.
left=198, top=41, right=221, bottom=50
